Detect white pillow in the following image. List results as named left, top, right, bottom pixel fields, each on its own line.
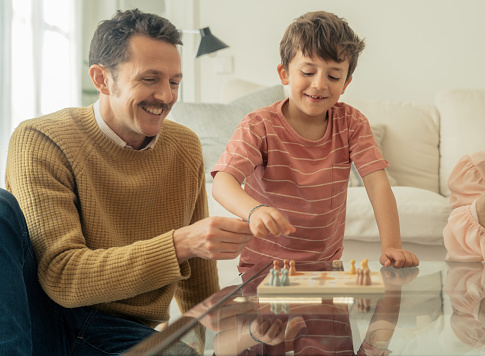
left=345, top=186, right=451, bottom=245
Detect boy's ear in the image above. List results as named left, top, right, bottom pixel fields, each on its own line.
left=341, top=76, right=353, bottom=95
left=277, top=64, right=289, bottom=85
left=89, top=65, right=110, bottom=95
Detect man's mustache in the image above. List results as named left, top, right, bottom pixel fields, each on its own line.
left=139, top=101, right=172, bottom=110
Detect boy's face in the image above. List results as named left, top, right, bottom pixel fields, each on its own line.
left=277, top=50, right=352, bottom=122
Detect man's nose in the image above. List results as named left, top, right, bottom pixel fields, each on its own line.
left=154, top=81, right=174, bottom=103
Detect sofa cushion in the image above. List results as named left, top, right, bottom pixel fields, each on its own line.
left=345, top=99, right=440, bottom=194
left=345, top=186, right=451, bottom=246
left=436, top=90, right=485, bottom=197
left=168, top=85, right=285, bottom=182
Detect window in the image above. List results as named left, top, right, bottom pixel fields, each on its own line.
left=0, top=0, right=80, bottom=187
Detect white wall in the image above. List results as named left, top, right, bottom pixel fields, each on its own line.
left=195, top=0, right=485, bottom=104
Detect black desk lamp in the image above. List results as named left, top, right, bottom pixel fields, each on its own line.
left=195, top=27, right=228, bottom=57
left=179, top=27, right=229, bottom=101
left=181, top=27, right=229, bottom=58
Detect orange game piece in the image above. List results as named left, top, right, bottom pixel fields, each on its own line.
left=284, top=259, right=289, bottom=270
left=289, top=260, right=296, bottom=276
left=273, top=260, right=280, bottom=271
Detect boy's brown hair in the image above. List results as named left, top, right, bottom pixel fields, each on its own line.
left=279, top=11, right=365, bottom=82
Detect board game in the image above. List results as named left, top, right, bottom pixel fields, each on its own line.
left=257, top=261, right=385, bottom=296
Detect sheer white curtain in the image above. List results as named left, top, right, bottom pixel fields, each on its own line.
left=0, top=0, right=81, bottom=188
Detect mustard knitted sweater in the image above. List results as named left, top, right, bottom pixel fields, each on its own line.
left=6, top=106, right=219, bottom=327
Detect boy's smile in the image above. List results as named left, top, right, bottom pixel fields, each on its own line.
left=277, top=51, right=352, bottom=128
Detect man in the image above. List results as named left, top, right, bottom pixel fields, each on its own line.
left=0, top=9, right=252, bottom=355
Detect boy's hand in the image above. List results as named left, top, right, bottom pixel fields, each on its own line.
left=249, top=206, right=296, bottom=238
left=380, top=248, right=419, bottom=268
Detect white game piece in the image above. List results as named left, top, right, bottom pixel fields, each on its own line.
left=284, top=259, right=289, bottom=270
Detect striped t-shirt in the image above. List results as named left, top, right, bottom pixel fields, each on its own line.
left=211, top=99, right=388, bottom=270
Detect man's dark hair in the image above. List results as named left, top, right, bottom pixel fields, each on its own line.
left=89, top=9, right=182, bottom=76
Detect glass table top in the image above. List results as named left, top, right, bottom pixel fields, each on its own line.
left=124, top=260, right=485, bottom=356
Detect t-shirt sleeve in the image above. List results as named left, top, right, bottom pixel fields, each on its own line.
left=347, top=107, right=389, bottom=177
left=211, top=114, right=266, bottom=184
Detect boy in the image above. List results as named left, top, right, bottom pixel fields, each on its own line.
left=211, top=11, right=419, bottom=272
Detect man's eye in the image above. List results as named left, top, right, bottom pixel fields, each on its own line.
left=143, top=78, right=156, bottom=83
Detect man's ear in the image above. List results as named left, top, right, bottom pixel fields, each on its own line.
left=89, top=65, right=110, bottom=95
left=341, top=76, right=353, bottom=95
left=277, top=64, right=289, bottom=85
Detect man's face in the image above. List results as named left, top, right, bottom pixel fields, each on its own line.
left=277, top=50, right=351, bottom=122
left=103, top=34, right=182, bottom=148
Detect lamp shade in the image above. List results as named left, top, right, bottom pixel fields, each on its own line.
left=196, top=27, right=229, bottom=57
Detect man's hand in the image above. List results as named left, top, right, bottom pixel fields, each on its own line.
left=380, top=248, right=419, bottom=268
left=173, top=216, right=253, bottom=263
left=249, top=206, right=296, bottom=238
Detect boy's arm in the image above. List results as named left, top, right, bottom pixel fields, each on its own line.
left=362, top=170, right=419, bottom=268
left=212, top=172, right=295, bottom=237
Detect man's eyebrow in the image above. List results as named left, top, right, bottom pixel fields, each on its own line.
left=137, top=70, right=183, bottom=78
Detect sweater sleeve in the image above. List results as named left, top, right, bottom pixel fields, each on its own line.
left=6, top=121, right=196, bottom=308
left=444, top=154, right=485, bottom=262
left=175, top=167, right=220, bottom=313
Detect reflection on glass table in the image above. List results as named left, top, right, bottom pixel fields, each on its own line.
left=123, top=260, right=485, bottom=355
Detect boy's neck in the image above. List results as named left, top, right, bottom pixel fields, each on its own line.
left=282, top=100, right=329, bottom=141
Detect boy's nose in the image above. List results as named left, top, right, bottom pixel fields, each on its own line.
left=312, top=75, right=328, bottom=90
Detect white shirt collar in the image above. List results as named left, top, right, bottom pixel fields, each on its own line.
left=93, top=100, right=158, bottom=150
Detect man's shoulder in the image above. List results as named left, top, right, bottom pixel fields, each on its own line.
left=12, top=106, right=95, bottom=155
left=163, top=119, right=200, bottom=142
left=162, top=119, right=203, bottom=155
left=16, top=106, right=93, bottom=135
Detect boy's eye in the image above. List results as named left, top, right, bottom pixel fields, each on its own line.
left=300, top=71, right=314, bottom=76
left=329, top=76, right=341, bottom=81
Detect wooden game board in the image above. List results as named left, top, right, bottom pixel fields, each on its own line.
left=257, top=270, right=385, bottom=296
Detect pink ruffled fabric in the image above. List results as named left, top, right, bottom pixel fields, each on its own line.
left=443, top=151, right=485, bottom=261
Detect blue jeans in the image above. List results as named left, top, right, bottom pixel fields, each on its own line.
left=0, top=189, right=162, bottom=355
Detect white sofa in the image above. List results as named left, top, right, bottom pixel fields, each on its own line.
left=168, top=80, right=485, bottom=285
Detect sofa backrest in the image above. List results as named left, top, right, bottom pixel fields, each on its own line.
left=168, top=84, right=286, bottom=183
left=436, top=90, right=485, bottom=197
left=345, top=98, right=440, bottom=194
